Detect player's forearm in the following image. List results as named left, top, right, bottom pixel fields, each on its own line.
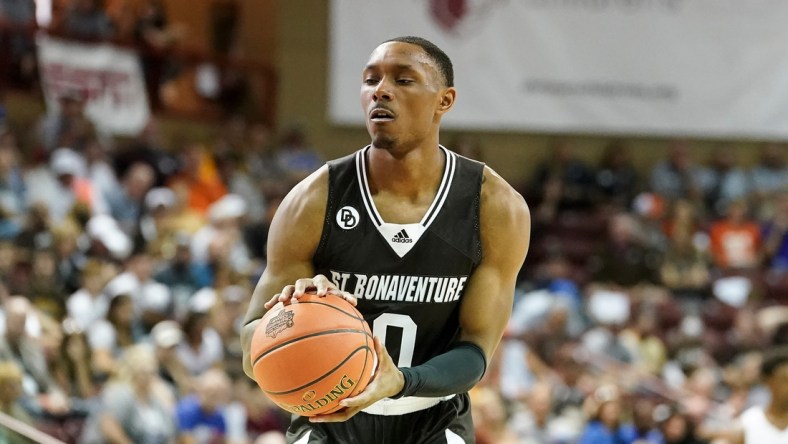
left=241, top=318, right=262, bottom=380
left=392, top=341, right=487, bottom=398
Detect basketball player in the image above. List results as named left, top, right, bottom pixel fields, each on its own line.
left=241, top=36, right=531, bottom=443
left=699, top=346, right=788, bottom=443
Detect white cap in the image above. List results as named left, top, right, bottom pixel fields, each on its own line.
left=104, top=272, right=140, bottom=299
left=50, top=148, right=86, bottom=177
left=87, top=215, right=133, bottom=260
left=140, top=282, right=172, bottom=313
left=150, top=320, right=183, bottom=348
left=222, top=285, right=247, bottom=303
left=208, top=194, right=247, bottom=223
left=144, top=187, right=176, bottom=210
left=713, top=276, right=751, bottom=308
left=587, top=290, right=630, bottom=325
left=189, top=287, right=217, bottom=313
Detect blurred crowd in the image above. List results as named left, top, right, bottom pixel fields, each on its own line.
left=473, top=138, right=788, bottom=444
left=0, top=87, right=325, bottom=442
left=1, top=0, right=260, bottom=116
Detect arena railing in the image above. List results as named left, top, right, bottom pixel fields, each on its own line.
left=0, top=410, right=66, bottom=444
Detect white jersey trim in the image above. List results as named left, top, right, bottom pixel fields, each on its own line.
left=354, top=146, right=457, bottom=258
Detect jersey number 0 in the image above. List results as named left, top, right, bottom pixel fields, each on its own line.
left=372, top=313, right=417, bottom=367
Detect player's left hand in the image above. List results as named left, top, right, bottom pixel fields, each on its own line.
left=309, top=336, right=404, bottom=423
left=263, top=274, right=357, bottom=309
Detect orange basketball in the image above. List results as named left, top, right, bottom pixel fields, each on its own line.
left=250, top=293, right=376, bottom=416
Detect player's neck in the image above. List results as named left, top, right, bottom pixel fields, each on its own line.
left=367, top=144, right=445, bottom=197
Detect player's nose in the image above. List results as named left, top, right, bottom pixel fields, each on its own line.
left=373, top=79, right=393, bottom=102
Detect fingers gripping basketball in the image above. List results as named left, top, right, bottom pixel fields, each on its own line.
left=250, top=294, right=376, bottom=416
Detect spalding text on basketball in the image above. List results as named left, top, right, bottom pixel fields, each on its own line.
left=265, top=309, right=295, bottom=338
left=282, top=374, right=356, bottom=414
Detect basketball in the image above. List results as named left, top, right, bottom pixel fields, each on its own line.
left=250, top=293, right=376, bottom=416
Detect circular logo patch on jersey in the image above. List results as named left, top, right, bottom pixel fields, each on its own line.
left=336, top=206, right=360, bottom=229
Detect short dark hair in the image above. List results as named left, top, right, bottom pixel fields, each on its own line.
left=761, top=346, right=788, bottom=378
left=384, top=36, right=454, bottom=87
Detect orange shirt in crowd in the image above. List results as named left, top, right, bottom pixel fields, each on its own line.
left=168, top=150, right=227, bottom=215
left=709, top=220, right=762, bottom=269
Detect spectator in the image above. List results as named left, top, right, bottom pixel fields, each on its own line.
left=51, top=220, right=85, bottom=294
left=0, top=360, right=36, bottom=443
left=590, top=212, right=661, bottom=288
left=84, top=136, right=120, bottom=203
left=138, top=186, right=179, bottom=256
left=149, top=320, right=191, bottom=395
left=216, top=151, right=266, bottom=224
left=0, top=129, right=27, bottom=238
left=168, top=140, right=227, bottom=216
left=25, top=246, right=65, bottom=320
left=661, top=199, right=705, bottom=245
left=61, top=0, right=114, bottom=41
left=659, top=226, right=713, bottom=306
left=211, top=285, right=248, bottom=379
left=697, top=146, right=751, bottom=218
left=595, top=140, right=640, bottom=210
left=578, top=385, right=640, bottom=444
left=762, top=192, right=788, bottom=271
left=243, top=190, right=285, bottom=264
left=175, top=368, right=232, bottom=444
left=0, top=0, right=36, bottom=88
left=84, top=213, right=133, bottom=262
left=35, top=90, right=95, bottom=153
left=154, top=233, right=207, bottom=319
left=79, top=344, right=177, bottom=444
left=471, top=386, right=519, bottom=444
left=0, top=297, right=71, bottom=418
left=134, top=0, right=184, bottom=109
left=37, top=315, right=95, bottom=441
left=245, top=121, right=289, bottom=196
left=233, top=376, right=289, bottom=441
left=86, top=293, right=141, bottom=377
left=652, top=403, right=705, bottom=444
left=191, top=193, right=252, bottom=276
left=26, top=147, right=108, bottom=225
left=448, top=134, right=484, bottom=161
left=105, top=161, right=155, bottom=236
left=511, top=381, right=583, bottom=444
left=708, top=199, right=762, bottom=271
left=176, top=308, right=224, bottom=376
left=749, top=142, right=788, bottom=219
left=274, top=124, right=324, bottom=183
left=530, top=138, right=596, bottom=219
left=0, top=297, right=53, bottom=395
left=103, top=251, right=163, bottom=321
left=114, top=117, right=178, bottom=187
left=650, top=139, right=704, bottom=205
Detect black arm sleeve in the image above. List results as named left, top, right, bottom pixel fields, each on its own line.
left=391, top=341, right=487, bottom=399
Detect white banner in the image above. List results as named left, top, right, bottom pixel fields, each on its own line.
left=37, top=35, right=150, bottom=136
left=329, top=0, right=788, bottom=140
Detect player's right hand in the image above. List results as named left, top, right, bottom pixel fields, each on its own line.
left=263, top=274, right=357, bottom=309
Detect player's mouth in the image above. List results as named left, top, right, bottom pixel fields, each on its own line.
left=369, top=107, right=395, bottom=122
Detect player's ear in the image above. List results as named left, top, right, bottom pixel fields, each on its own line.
left=436, top=87, right=456, bottom=115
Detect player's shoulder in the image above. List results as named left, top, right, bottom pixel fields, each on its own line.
left=280, top=165, right=330, bottom=214
left=480, top=165, right=529, bottom=219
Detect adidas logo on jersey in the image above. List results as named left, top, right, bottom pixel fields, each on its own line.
left=391, top=229, right=412, bottom=243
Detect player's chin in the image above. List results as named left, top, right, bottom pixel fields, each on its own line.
left=370, top=133, right=396, bottom=150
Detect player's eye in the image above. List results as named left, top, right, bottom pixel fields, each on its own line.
left=396, top=79, right=413, bottom=85
left=364, top=78, right=379, bottom=85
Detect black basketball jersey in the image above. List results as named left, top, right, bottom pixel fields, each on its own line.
left=313, top=145, right=483, bottom=368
